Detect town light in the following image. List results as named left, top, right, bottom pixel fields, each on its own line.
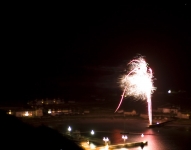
left=122, top=135, right=128, bottom=143
left=103, top=137, right=109, bottom=145
left=24, top=111, right=29, bottom=116
left=8, top=110, right=12, bottom=115
left=68, top=126, right=71, bottom=132
left=48, top=109, right=51, bottom=114
left=91, top=130, right=94, bottom=135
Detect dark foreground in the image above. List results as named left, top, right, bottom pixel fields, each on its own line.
left=2, top=110, right=191, bottom=150
left=0, top=110, right=83, bottom=150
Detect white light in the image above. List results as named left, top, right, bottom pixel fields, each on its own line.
left=103, top=137, right=109, bottom=145
left=24, top=111, right=29, bottom=116
left=48, top=109, right=51, bottom=114
left=68, top=126, right=71, bottom=132
left=168, top=90, right=171, bottom=93
left=106, top=137, right=109, bottom=142
left=91, top=130, right=94, bottom=135
left=141, top=133, right=144, bottom=137
left=122, top=135, right=128, bottom=143
left=101, top=144, right=109, bottom=150
left=8, top=110, right=12, bottom=114
left=90, top=143, right=96, bottom=149
left=122, top=135, right=128, bottom=139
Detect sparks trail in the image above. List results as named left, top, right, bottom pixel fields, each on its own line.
left=115, top=56, right=156, bottom=125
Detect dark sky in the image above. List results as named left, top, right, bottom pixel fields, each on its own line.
left=2, top=3, right=191, bottom=103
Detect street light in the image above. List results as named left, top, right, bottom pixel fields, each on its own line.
left=141, top=133, right=144, bottom=137
left=48, top=109, right=51, bottom=114
left=103, top=137, right=109, bottom=145
left=24, top=111, right=29, bottom=116
left=103, top=137, right=106, bottom=144
left=122, top=135, right=128, bottom=143
left=68, top=126, right=71, bottom=132
left=91, top=130, right=94, bottom=135
left=68, top=126, right=72, bottom=135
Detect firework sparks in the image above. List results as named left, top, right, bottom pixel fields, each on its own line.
left=115, top=56, right=156, bottom=125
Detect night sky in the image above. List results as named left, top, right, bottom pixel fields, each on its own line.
left=2, top=3, right=191, bottom=103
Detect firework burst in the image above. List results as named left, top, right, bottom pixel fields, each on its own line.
left=115, top=56, right=156, bottom=125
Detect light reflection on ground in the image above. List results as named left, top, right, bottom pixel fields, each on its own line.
left=46, top=118, right=191, bottom=149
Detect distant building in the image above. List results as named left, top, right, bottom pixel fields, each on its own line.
left=62, top=109, right=71, bottom=115
left=157, top=107, right=179, bottom=114
left=9, top=109, right=43, bottom=117
left=177, top=112, right=190, bottom=119
left=28, top=99, right=65, bottom=106
left=16, top=111, right=33, bottom=117
left=117, top=110, right=124, bottom=113
left=124, top=110, right=137, bottom=116
left=35, top=109, right=43, bottom=117
left=48, top=109, right=72, bottom=116
left=140, top=114, right=148, bottom=119
left=83, top=110, right=90, bottom=114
